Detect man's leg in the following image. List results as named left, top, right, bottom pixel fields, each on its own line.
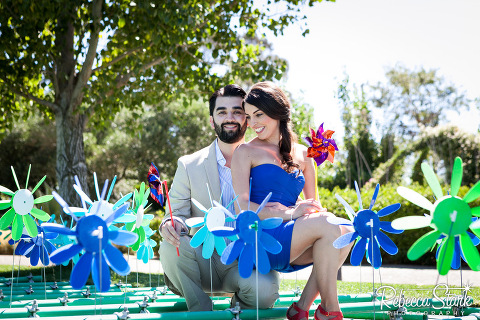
left=218, top=258, right=280, bottom=309
left=159, top=236, right=213, bottom=311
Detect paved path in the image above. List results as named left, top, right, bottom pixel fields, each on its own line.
left=1, top=254, right=478, bottom=287
left=284, top=264, right=479, bottom=287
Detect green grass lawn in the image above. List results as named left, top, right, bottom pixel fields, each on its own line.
left=1, top=265, right=478, bottom=307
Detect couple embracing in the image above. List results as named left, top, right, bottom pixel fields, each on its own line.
left=159, top=82, right=353, bottom=320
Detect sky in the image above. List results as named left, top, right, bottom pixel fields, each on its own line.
left=269, top=0, right=480, bottom=141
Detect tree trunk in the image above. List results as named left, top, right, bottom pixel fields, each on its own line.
left=55, top=109, right=89, bottom=209
left=53, top=6, right=91, bottom=212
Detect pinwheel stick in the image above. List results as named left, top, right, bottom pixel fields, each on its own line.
left=314, top=164, right=319, bottom=201
left=163, top=180, right=180, bottom=256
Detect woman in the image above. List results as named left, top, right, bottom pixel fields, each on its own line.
left=231, top=82, right=353, bottom=320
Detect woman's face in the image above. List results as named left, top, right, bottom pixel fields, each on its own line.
left=244, top=102, right=280, bottom=143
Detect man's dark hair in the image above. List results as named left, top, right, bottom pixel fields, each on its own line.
left=209, top=84, right=246, bottom=116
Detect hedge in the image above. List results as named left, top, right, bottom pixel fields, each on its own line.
left=319, top=182, right=480, bottom=267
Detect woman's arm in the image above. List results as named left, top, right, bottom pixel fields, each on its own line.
left=231, top=144, right=253, bottom=214
left=301, top=150, right=317, bottom=200
left=296, top=143, right=326, bottom=211
left=231, top=143, right=322, bottom=220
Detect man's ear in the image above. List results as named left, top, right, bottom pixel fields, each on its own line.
left=209, top=116, right=215, bottom=129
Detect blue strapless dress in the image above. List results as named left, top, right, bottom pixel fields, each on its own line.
left=250, top=163, right=312, bottom=273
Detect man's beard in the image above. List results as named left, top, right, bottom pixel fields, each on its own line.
left=214, top=121, right=247, bottom=144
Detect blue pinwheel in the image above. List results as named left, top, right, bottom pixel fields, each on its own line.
left=62, top=173, right=133, bottom=219
left=137, top=226, right=157, bottom=264
left=49, top=215, right=81, bottom=266
left=435, top=224, right=480, bottom=270
left=327, top=183, right=403, bottom=269
left=9, top=224, right=58, bottom=266
left=185, top=198, right=236, bottom=259
left=212, top=193, right=283, bottom=278
left=43, top=190, right=138, bottom=292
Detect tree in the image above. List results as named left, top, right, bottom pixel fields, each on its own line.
left=367, top=125, right=480, bottom=187
left=0, top=90, right=316, bottom=202
left=337, top=74, right=379, bottom=188
left=370, top=65, right=474, bottom=183
left=0, top=0, right=331, bottom=206
left=370, top=65, right=470, bottom=139
left=86, top=98, right=215, bottom=194
left=0, top=113, right=56, bottom=193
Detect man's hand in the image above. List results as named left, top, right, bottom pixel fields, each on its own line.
left=160, top=220, right=185, bottom=248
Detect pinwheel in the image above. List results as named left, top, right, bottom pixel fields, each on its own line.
left=304, top=123, right=338, bottom=200
left=49, top=215, right=81, bottom=266
left=125, top=182, right=154, bottom=252
left=435, top=225, right=480, bottom=270
left=148, top=162, right=164, bottom=206
left=327, top=182, right=403, bottom=269
left=137, top=226, right=157, bottom=264
left=0, top=165, right=52, bottom=240
left=9, top=224, right=57, bottom=266
left=43, top=190, right=138, bottom=292
left=185, top=198, right=236, bottom=259
left=212, top=193, right=283, bottom=278
left=61, top=174, right=133, bottom=220
left=391, top=157, right=480, bottom=275
left=304, top=123, right=338, bottom=166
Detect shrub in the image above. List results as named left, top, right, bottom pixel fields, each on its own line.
left=319, top=182, right=480, bottom=267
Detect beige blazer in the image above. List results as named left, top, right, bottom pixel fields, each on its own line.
left=165, top=141, right=221, bottom=226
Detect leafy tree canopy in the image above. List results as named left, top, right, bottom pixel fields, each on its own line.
left=370, top=65, right=470, bottom=138
left=0, top=0, right=331, bottom=205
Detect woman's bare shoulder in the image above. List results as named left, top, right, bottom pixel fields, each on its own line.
left=294, top=142, right=308, bottom=152
left=293, top=143, right=311, bottom=169
left=233, top=140, right=260, bottom=160
left=293, top=143, right=309, bottom=159
left=235, top=141, right=254, bottom=154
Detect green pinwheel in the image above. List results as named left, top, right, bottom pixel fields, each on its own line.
left=392, top=157, right=480, bottom=275
left=0, top=165, right=52, bottom=240
left=125, top=182, right=153, bottom=252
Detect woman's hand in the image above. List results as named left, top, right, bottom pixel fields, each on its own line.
left=288, top=199, right=326, bottom=220
left=261, top=200, right=326, bottom=221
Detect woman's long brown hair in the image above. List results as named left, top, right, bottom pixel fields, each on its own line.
left=245, top=81, right=299, bottom=173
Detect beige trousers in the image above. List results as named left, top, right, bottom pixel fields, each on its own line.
left=159, top=236, right=280, bottom=311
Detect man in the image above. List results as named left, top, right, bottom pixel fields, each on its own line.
left=159, top=84, right=280, bottom=311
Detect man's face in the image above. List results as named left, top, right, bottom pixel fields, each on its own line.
left=210, top=96, right=247, bottom=144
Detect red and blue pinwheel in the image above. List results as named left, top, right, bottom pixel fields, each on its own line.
left=304, top=123, right=338, bottom=166
left=148, top=162, right=164, bottom=207
left=211, top=193, right=283, bottom=278
left=327, top=182, right=403, bottom=269
left=43, top=186, right=138, bottom=292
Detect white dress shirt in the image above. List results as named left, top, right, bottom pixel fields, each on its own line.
left=214, top=139, right=236, bottom=232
